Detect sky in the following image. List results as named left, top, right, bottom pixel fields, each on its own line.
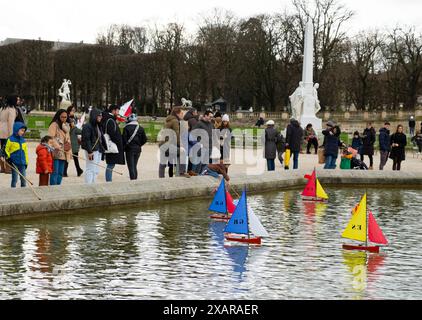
left=0, top=0, right=421, bottom=43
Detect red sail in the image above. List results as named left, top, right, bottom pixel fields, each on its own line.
left=302, top=170, right=316, bottom=197
left=368, top=211, right=388, bottom=245
left=226, top=192, right=236, bottom=214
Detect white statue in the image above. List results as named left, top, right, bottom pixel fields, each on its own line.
left=59, top=79, right=72, bottom=102
left=181, top=98, right=192, bottom=108
left=313, top=83, right=321, bottom=114
left=289, top=81, right=305, bottom=120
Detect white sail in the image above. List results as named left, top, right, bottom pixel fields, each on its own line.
left=248, top=207, right=269, bottom=238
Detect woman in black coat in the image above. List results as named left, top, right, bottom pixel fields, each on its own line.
left=102, top=105, right=125, bottom=182
left=389, top=125, right=407, bottom=171
left=361, top=122, right=376, bottom=169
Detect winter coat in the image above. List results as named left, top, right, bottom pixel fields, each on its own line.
left=159, top=115, right=181, bottom=147
left=409, top=119, right=416, bottom=129
left=5, top=122, right=28, bottom=166
left=193, top=119, right=214, bottom=156
left=70, top=126, right=82, bottom=154
left=122, top=121, right=148, bottom=153
left=183, top=110, right=199, bottom=131
left=0, top=107, right=16, bottom=139
left=36, top=144, right=53, bottom=174
left=286, top=119, right=304, bottom=152
left=219, top=126, right=232, bottom=161
left=322, top=129, right=342, bottom=157
left=48, top=121, right=72, bottom=161
left=351, top=137, right=363, bottom=154
left=389, top=132, right=407, bottom=161
left=304, top=128, right=317, bottom=141
left=379, top=127, right=391, bottom=152
left=101, top=112, right=125, bottom=165
left=81, top=108, right=107, bottom=154
left=264, top=127, right=280, bottom=160
left=361, top=127, right=376, bottom=156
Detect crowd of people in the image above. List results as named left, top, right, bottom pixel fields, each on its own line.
left=0, top=94, right=420, bottom=189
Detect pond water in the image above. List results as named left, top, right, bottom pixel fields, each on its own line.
left=0, top=187, right=421, bottom=300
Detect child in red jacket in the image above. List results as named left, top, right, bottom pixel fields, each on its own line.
left=36, top=136, right=54, bottom=186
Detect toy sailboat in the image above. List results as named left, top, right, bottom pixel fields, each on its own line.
left=224, top=189, right=269, bottom=245
left=209, top=179, right=236, bottom=221
left=342, top=193, right=388, bottom=253
left=302, top=169, right=328, bottom=202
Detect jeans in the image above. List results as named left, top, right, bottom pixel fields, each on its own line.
left=324, top=155, right=338, bottom=169
left=267, top=159, right=275, bottom=171
left=379, top=151, right=389, bottom=170
left=201, top=167, right=220, bottom=179
left=292, top=151, right=299, bottom=170
left=85, top=151, right=101, bottom=184
left=126, top=151, right=141, bottom=180
left=50, top=159, right=65, bottom=185
left=11, top=163, right=26, bottom=188
left=105, top=164, right=115, bottom=182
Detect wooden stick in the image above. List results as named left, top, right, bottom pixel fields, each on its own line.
left=73, top=153, right=124, bottom=175
left=2, top=159, right=42, bottom=200
left=229, top=184, right=241, bottom=199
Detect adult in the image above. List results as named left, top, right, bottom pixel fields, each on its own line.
left=213, top=111, right=222, bottom=129
left=322, top=125, right=343, bottom=170
left=158, top=107, right=190, bottom=178
left=192, top=110, right=214, bottom=174
left=123, top=114, right=147, bottom=180
left=63, top=105, right=83, bottom=177
left=285, top=118, right=304, bottom=170
left=304, top=123, right=318, bottom=155
left=183, top=108, right=199, bottom=175
left=102, top=105, right=125, bottom=182
left=361, top=122, right=376, bottom=170
left=263, top=120, right=280, bottom=171
left=219, top=114, right=232, bottom=166
left=411, top=124, right=422, bottom=154
left=0, top=96, right=17, bottom=173
left=409, top=116, right=416, bottom=137
left=379, top=122, right=391, bottom=171
left=48, top=109, right=72, bottom=185
left=255, top=117, right=265, bottom=128
left=390, top=125, right=407, bottom=171
left=81, top=108, right=106, bottom=184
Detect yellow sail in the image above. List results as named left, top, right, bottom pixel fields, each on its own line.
left=316, top=179, right=329, bottom=200
left=342, top=194, right=367, bottom=242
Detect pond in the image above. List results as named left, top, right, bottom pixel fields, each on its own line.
left=0, top=187, right=421, bottom=300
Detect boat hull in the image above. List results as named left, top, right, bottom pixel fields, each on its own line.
left=301, top=196, right=328, bottom=203
left=224, top=233, right=262, bottom=245
left=210, top=214, right=231, bottom=222
left=342, top=244, right=380, bottom=253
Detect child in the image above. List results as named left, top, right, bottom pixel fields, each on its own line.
left=4, top=122, right=28, bottom=188
left=36, top=136, right=54, bottom=186
left=351, top=131, right=363, bottom=156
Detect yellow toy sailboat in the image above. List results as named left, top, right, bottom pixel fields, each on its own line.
left=342, top=193, right=388, bottom=253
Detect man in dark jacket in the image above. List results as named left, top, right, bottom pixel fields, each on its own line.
left=123, top=113, right=147, bottom=180
left=322, top=125, right=343, bottom=169
left=379, top=122, right=391, bottom=170
left=286, top=118, right=304, bottom=170
left=183, top=108, right=199, bottom=174
left=192, top=110, right=214, bottom=174
left=81, top=108, right=106, bottom=184
left=409, top=116, right=416, bottom=137
left=101, top=105, right=125, bottom=182
left=361, top=122, right=376, bottom=170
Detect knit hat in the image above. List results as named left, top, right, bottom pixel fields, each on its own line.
left=127, top=113, right=138, bottom=122
left=222, top=114, right=230, bottom=122
left=266, top=120, right=275, bottom=126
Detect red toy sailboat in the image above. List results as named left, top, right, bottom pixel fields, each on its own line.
left=209, top=179, right=236, bottom=221
left=342, top=193, right=388, bottom=253
left=302, top=169, right=328, bottom=202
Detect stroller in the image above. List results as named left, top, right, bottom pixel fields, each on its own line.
left=351, top=157, right=368, bottom=170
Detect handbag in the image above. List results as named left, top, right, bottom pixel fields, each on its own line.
left=284, top=148, right=291, bottom=169
left=104, top=119, right=119, bottom=154
left=318, top=147, right=326, bottom=164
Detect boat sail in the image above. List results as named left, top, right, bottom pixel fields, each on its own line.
left=342, top=193, right=388, bottom=253
left=209, top=179, right=236, bottom=221
left=224, top=189, right=268, bottom=245
left=302, top=169, right=328, bottom=202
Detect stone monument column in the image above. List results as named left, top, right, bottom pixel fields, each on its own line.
left=290, top=21, right=322, bottom=132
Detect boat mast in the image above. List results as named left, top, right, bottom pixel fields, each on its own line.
left=365, top=191, right=368, bottom=248
left=245, top=188, right=250, bottom=240
left=224, top=180, right=227, bottom=216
